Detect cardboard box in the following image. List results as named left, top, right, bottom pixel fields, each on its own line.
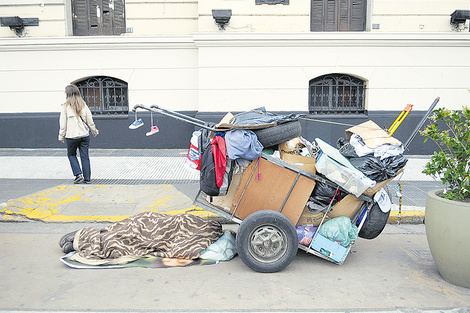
left=345, top=120, right=403, bottom=149
left=296, top=195, right=363, bottom=225
left=328, top=194, right=364, bottom=219
left=210, top=170, right=243, bottom=210
left=297, top=206, right=331, bottom=226
left=279, top=138, right=316, bottom=174
left=280, top=153, right=316, bottom=174
left=231, top=157, right=316, bottom=225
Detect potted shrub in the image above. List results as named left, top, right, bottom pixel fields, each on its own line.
left=420, top=106, right=470, bottom=288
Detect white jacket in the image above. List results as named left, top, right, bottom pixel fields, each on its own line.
left=58, top=104, right=99, bottom=141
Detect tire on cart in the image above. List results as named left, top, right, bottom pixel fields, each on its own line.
left=254, top=120, right=301, bottom=148
left=358, top=201, right=391, bottom=240
left=236, top=210, right=298, bottom=273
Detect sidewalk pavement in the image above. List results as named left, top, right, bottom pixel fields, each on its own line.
left=1, top=149, right=470, bottom=312
left=0, top=148, right=441, bottom=223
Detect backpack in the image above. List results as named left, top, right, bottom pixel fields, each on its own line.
left=200, top=133, right=234, bottom=196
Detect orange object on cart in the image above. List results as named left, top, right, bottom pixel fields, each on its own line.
left=388, top=104, right=413, bottom=136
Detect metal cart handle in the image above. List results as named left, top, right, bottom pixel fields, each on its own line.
left=132, top=104, right=216, bottom=131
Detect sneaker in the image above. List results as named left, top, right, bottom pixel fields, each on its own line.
left=62, top=241, right=75, bottom=254
left=81, top=180, right=91, bottom=184
left=129, top=118, right=144, bottom=130
left=59, top=230, right=78, bottom=248
left=146, top=126, right=159, bottom=136
left=74, top=174, right=83, bottom=184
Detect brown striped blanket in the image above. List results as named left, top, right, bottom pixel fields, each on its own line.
left=70, top=211, right=223, bottom=266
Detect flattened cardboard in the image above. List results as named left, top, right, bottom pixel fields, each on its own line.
left=231, top=157, right=316, bottom=225
left=328, top=194, right=364, bottom=219
left=210, top=170, right=243, bottom=210
left=345, top=120, right=403, bottom=149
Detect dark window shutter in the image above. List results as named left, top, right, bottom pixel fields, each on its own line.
left=88, top=0, right=100, bottom=35
left=325, top=0, right=336, bottom=31
left=339, top=0, right=349, bottom=31
left=72, top=0, right=89, bottom=36
left=102, top=0, right=113, bottom=35
left=72, top=0, right=125, bottom=36
left=310, top=0, right=324, bottom=31
left=350, top=0, right=366, bottom=31
left=311, top=0, right=366, bottom=32
left=113, top=0, right=126, bottom=35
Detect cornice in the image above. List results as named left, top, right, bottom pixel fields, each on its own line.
left=192, top=32, right=470, bottom=47
left=1, top=32, right=469, bottom=51
left=0, top=35, right=196, bottom=51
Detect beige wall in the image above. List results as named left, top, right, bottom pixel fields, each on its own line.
left=1, top=0, right=470, bottom=37
left=1, top=33, right=469, bottom=114
left=1, top=1, right=469, bottom=115
left=193, top=32, right=470, bottom=112
left=0, top=36, right=198, bottom=113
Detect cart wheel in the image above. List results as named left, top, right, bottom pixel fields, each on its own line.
left=358, top=201, right=391, bottom=240
left=236, top=210, right=298, bottom=273
left=254, top=120, right=301, bottom=147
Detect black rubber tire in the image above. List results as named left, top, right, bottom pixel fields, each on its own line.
left=358, top=202, right=391, bottom=240
left=254, top=120, right=302, bottom=147
left=236, top=210, right=298, bottom=273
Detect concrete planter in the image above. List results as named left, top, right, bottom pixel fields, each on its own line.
left=425, top=189, right=470, bottom=288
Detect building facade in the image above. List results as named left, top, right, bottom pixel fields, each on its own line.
left=1, top=0, right=469, bottom=153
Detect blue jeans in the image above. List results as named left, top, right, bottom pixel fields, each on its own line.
left=66, top=135, right=91, bottom=181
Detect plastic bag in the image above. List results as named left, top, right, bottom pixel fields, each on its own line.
left=309, top=175, right=346, bottom=208
left=199, top=230, right=237, bottom=261
left=383, top=154, right=408, bottom=172
left=318, top=216, right=358, bottom=247
left=336, top=137, right=358, bottom=158
left=350, top=154, right=408, bottom=182
left=349, top=155, right=396, bottom=182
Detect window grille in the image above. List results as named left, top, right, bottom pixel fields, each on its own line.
left=75, top=76, right=129, bottom=115
left=308, top=74, right=366, bottom=114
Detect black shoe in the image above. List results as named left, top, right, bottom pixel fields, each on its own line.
left=59, top=230, right=78, bottom=248
left=81, top=180, right=91, bottom=184
left=74, top=174, right=84, bottom=184
left=62, top=242, right=75, bottom=254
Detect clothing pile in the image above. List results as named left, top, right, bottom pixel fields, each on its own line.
left=60, top=211, right=224, bottom=266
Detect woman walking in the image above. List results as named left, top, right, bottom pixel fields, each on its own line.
left=58, top=85, right=99, bottom=184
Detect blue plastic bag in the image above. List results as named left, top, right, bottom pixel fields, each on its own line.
left=199, top=230, right=237, bottom=261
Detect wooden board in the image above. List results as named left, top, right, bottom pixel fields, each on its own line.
left=231, top=158, right=316, bottom=225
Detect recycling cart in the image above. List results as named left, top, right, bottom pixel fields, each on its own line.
left=131, top=104, right=405, bottom=273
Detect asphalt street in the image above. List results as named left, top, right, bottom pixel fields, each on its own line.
left=0, top=148, right=468, bottom=313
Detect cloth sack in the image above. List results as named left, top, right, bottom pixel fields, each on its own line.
left=225, top=129, right=263, bottom=160
left=199, top=230, right=237, bottom=261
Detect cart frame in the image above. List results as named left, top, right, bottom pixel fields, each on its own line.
left=132, top=104, right=394, bottom=271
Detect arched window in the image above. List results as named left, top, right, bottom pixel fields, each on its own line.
left=308, top=73, right=366, bottom=115
left=75, top=76, right=129, bottom=115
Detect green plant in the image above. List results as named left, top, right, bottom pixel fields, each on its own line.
left=420, top=106, right=470, bottom=201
